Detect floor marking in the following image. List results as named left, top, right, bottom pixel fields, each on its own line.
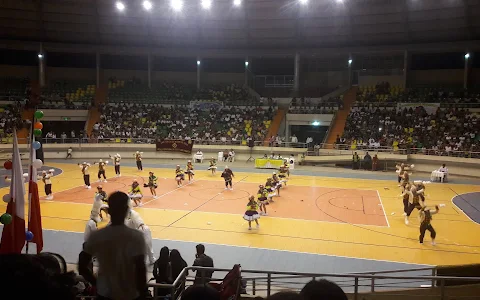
left=377, top=190, right=390, bottom=228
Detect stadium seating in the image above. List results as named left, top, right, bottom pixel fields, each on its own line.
left=95, top=103, right=275, bottom=143
left=40, top=80, right=95, bottom=108
left=288, top=95, right=343, bottom=114
left=0, top=104, right=22, bottom=141
left=342, top=105, right=479, bottom=156
left=0, top=77, right=29, bottom=101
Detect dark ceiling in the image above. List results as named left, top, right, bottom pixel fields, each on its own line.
left=0, top=0, right=479, bottom=50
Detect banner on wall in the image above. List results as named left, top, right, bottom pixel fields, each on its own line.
left=398, top=103, right=440, bottom=114
left=156, top=139, right=194, bottom=153
left=190, top=101, right=224, bottom=110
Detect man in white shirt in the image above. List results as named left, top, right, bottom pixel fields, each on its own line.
left=79, top=191, right=147, bottom=300
left=84, top=218, right=97, bottom=242
left=439, top=164, right=448, bottom=173
left=125, top=209, right=156, bottom=265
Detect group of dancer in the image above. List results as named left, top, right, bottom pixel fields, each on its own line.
left=396, top=163, right=440, bottom=245
left=243, top=160, right=290, bottom=230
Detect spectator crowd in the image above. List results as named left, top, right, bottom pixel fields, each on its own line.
left=341, top=106, right=480, bottom=156
left=95, top=103, right=275, bottom=144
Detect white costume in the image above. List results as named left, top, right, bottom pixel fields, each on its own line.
left=126, top=209, right=155, bottom=264
left=90, top=192, right=108, bottom=223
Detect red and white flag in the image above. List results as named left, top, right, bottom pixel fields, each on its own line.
left=0, top=131, right=26, bottom=254
left=28, top=136, right=43, bottom=254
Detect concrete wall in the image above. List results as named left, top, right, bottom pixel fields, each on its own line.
left=410, top=69, right=464, bottom=87
left=42, top=109, right=89, bottom=121
left=302, top=71, right=349, bottom=89
left=359, top=75, right=405, bottom=87
left=286, top=114, right=334, bottom=126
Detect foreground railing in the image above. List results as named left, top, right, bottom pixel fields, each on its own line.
left=76, top=266, right=480, bottom=300
left=314, top=144, right=480, bottom=159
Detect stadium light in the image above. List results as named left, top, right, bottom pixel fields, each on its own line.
left=38, top=53, right=43, bottom=59
left=233, top=0, right=241, bottom=6
left=465, top=53, right=470, bottom=59
left=348, top=59, right=353, bottom=65
left=170, top=0, right=183, bottom=11
left=197, top=60, right=201, bottom=65
left=245, top=61, right=249, bottom=67
left=143, top=1, right=153, bottom=10
left=201, top=0, right=212, bottom=10
left=336, top=0, right=343, bottom=3
left=299, top=0, right=308, bottom=4
left=312, top=121, right=320, bottom=126
left=115, top=1, right=125, bottom=11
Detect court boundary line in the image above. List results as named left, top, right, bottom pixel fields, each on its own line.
left=377, top=190, right=390, bottom=228
left=450, top=191, right=480, bottom=227
left=29, top=227, right=434, bottom=267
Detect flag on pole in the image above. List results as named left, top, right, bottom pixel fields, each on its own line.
left=0, top=130, right=26, bottom=254
left=28, top=135, right=43, bottom=254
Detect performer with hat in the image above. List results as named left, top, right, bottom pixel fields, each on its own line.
left=90, top=185, right=109, bottom=223
left=221, top=166, right=234, bottom=190
left=208, top=158, right=217, bottom=175
left=186, top=160, right=195, bottom=183
left=125, top=209, right=156, bottom=264
left=78, top=162, right=92, bottom=189
left=175, top=165, right=185, bottom=187
left=134, top=151, right=143, bottom=171
left=129, top=179, right=143, bottom=207
left=243, top=196, right=260, bottom=230
left=257, top=184, right=269, bottom=216
left=94, top=159, right=108, bottom=183
left=41, top=169, right=55, bottom=200
left=144, top=171, right=158, bottom=199
left=109, top=153, right=121, bottom=177
left=272, top=172, right=282, bottom=196
left=419, top=205, right=439, bottom=245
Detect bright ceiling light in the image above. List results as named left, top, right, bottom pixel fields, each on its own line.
left=170, top=0, right=183, bottom=11
left=115, top=1, right=125, bottom=11
left=143, top=1, right=153, bottom=10
left=233, top=0, right=241, bottom=6
left=201, top=0, right=212, bottom=10
left=299, top=0, right=308, bottom=4
left=465, top=53, right=470, bottom=59
left=38, top=54, right=43, bottom=59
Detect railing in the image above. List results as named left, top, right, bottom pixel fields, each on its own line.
left=3, top=138, right=308, bottom=149
left=75, top=266, right=480, bottom=300
left=312, top=144, right=480, bottom=159
left=352, top=101, right=480, bottom=108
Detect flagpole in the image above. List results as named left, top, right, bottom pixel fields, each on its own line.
left=25, top=113, right=35, bottom=254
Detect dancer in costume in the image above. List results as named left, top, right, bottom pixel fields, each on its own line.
left=221, top=166, right=234, bottom=190
left=419, top=205, right=439, bottom=245
left=125, top=209, right=156, bottom=264
left=243, top=196, right=260, bottom=230
left=144, top=171, right=158, bottom=199
left=135, top=151, right=143, bottom=171
left=279, top=162, right=289, bottom=185
left=94, top=159, right=108, bottom=183
left=272, top=172, right=282, bottom=196
left=401, top=182, right=426, bottom=225
left=78, top=162, right=92, bottom=189
left=208, top=158, right=217, bottom=175
left=175, top=165, right=185, bottom=187
left=257, top=184, right=269, bottom=216
left=41, top=169, right=55, bottom=200
left=129, top=179, right=143, bottom=207
left=264, top=178, right=277, bottom=202
left=186, top=160, right=195, bottom=183
left=90, top=185, right=109, bottom=223
left=109, top=153, right=121, bottom=177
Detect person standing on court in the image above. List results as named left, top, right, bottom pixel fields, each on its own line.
left=193, top=244, right=214, bottom=285
left=78, top=191, right=147, bottom=300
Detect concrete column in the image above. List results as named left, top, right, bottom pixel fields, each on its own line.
left=96, top=52, right=101, bottom=87
left=147, top=54, right=152, bottom=89
left=294, top=52, right=300, bottom=94
left=348, top=54, right=352, bottom=86
left=196, top=57, right=201, bottom=91
left=38, top=43, right=46, bottom=88
left=464, top=52, right=470, bottom=89
left=403, top=50, right=409, bottom=88
left=244, top=57, right=249, bottom=87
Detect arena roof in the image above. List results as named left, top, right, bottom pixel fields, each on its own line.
left=0, top=0, right=480, bottom=55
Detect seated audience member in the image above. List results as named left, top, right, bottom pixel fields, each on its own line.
left=438, top=163, right=448, bottom=181
left=170, top=249, right=188, bottom=298
left=78, top=191, right=147, bottom=300
left=193, top=244, right=214, bottom=284
left=0, top=253, right=77, bottom=300
left=300, top=279, right=348, bottom=300
left=182, top=284, right=220, bottom=300
left=153, top=246, right=172, bottom=297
